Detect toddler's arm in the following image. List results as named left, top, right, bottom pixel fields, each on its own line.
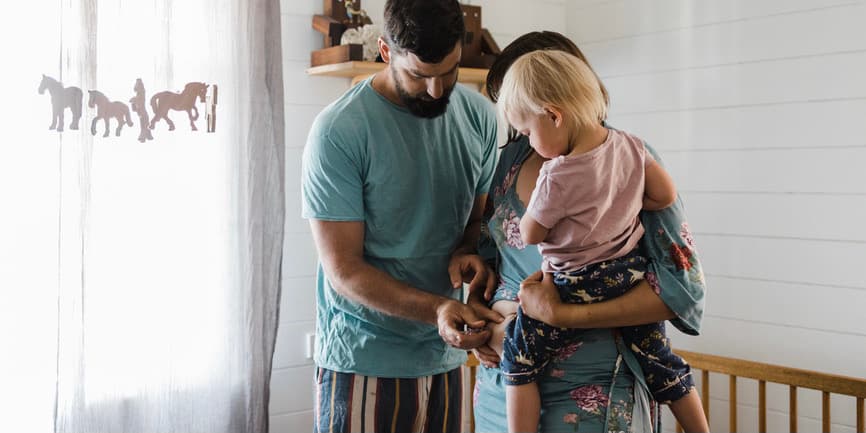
left=643, top=159, right=677, bottom=210
left=519, top=213, right=549, bottom=245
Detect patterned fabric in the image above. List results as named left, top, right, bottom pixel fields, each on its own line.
left=500, top=251, right=649, bottom=385
left=475, top=132, right=705, bottom=432
left=314, top=366, right=464, bottom=433
left=500, top=249, right=693, bottom=402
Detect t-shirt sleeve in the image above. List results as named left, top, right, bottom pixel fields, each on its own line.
left=639, top=141, right=706, bottom=335
left=475, top=100, right=498, bottom=196
left=302, top=130, right=365, bottom=221
left=643, top=140, right=656, bottom=166
left=525, top=170, right=564, bottom=229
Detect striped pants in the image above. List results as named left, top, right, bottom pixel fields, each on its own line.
left=314, top=366, right=465, bottom=433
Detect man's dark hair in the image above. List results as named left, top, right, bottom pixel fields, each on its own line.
left=383, top=0, right=465, bottom=64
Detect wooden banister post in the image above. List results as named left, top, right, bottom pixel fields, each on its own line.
left=789, top=385, right=798, bottom=433
left=758, top=380, right=766, bottom=433
left=857, top=397, right=864, bottom=433
left=702, top=369, right=710, bottom=424
left=730, top=375, right=737, bottom=433
left=823, top=391, right=831, bottom=433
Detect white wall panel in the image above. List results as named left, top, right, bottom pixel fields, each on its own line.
left=281, top=232, right=318, bottom=278
left=701, top=276, right=866, bottom=335
left=663, top=148, right=866, bottom=194
left=681, top=192, right=866, bottom=242
left=279, top=276, right=317, bottom=323
left=284, top=146, right=310, bottom=235
left=269, top=365, right=316, bottom=414
left=698, top=234, right=866, bottom=289
left=273, top=321, right=317, bottom=369
left=474, top=0, right=567, bottom=36
left=669, top=316, right=866, bottom=380
left=271, top=411, right=314, bottom=433
left=567, top=0, right=859, bottom=43
left=280, top=0, right=319, bottom=17
left=582, top=3, right=866, bottom=77
left=280, top=13, right=323, bottom=62
left=284, top=104, right=325, bottom=149
left=606, top=51, right=866, bottom=115
left=612, top=99, right=866, bottom=152
left=282, top=60, right=350, bottom=106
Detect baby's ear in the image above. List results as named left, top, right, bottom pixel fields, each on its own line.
left=544, top=106, right=564, bottom=128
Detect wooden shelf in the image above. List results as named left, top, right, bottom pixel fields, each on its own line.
left=306, top=61, right=489, bottom=88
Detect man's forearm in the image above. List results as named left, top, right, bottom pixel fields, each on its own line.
left=327, top=258, right=453, bottom=325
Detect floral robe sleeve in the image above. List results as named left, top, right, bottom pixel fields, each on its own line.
left=640, top=142, right=706, bottom=335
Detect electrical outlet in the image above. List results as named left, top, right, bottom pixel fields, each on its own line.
left=304, top=332, right=315, bottom=359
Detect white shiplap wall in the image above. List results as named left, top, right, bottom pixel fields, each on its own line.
left=565, top=1, right=866, bottom=432
left=273, top=1, right=566, bottom=431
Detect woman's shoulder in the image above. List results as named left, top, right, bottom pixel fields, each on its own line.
left=495, top=137, right=532, bottom=171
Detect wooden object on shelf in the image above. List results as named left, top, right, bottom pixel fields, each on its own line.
left=311, top=0, right=373, bottom=66
left=306, top=61, right=489, bottom=91
left=459, top=4, right=500, bottom=69
left=316, top=0, right=372, bottom=46
left=312, top=14, right=345, bottom=47
left=311, top=44, right=364, bottom=67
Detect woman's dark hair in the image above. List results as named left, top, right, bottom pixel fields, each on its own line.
left=383, top=0, right=465, bottom=64
left=486, top=31, right=610, bottom=144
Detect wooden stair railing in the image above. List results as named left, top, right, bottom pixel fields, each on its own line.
left=673, top=349, right=866, bottom=433
left=465, top=351, right=865, bottom=433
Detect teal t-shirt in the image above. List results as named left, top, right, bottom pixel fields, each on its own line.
left=302, top=77, right=498, bottom=377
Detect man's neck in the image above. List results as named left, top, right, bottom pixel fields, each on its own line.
left=371, top=69, right=403, bottom=106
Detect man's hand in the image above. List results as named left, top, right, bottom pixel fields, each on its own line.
left=518, top=270, right=566, bottom=327
left=466, top=291, right=504, bottom=368
left=436, top=299, right=494, bottom=350
left=448, top=252, right=497, bottom=298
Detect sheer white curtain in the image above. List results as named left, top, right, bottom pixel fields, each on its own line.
left=0, top=0, right=284, bottom=432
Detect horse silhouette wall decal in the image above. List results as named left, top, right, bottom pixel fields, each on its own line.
left=130, top=78, right=153, bottom=143
left=88, top=90, right=133, bottom=137
left=149, top=82, right=208, bottom=131
left=38, top=74, right=83, bottom=132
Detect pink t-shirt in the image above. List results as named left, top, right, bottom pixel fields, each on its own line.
left=526, top=128, right=652, bottom=273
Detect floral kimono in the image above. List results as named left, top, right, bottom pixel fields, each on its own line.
left=474, top=133, right=705, bottom=433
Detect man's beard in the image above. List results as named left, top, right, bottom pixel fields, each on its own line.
left=393, top=72, right=455, bottom=119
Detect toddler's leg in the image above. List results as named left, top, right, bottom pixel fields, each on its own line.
left=669, top=390, right=709, bottom=433
left=507, top=383, right=540, bottom=433
left=620, top=322, right=708, bottom=432
left=501, top=307, right=570, bottom=433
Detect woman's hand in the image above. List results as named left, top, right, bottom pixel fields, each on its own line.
left=472, top=344, right=501, bottom=369
left=518, top=270, right=567, bottom=327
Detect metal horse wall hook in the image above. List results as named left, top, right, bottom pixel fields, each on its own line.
left=130, top=78, right=154, bottom=143
left=149, top=82, right=208, bottom=131
left=38, top=74, right=83, bottom=132
left=87, top=90, right=133, bottom=137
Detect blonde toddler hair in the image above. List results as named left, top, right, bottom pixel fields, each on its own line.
left=497, top=49, right=607, bottom=133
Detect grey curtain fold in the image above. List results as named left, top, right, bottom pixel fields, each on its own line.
left=232, top=0, right=286, bottom=431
